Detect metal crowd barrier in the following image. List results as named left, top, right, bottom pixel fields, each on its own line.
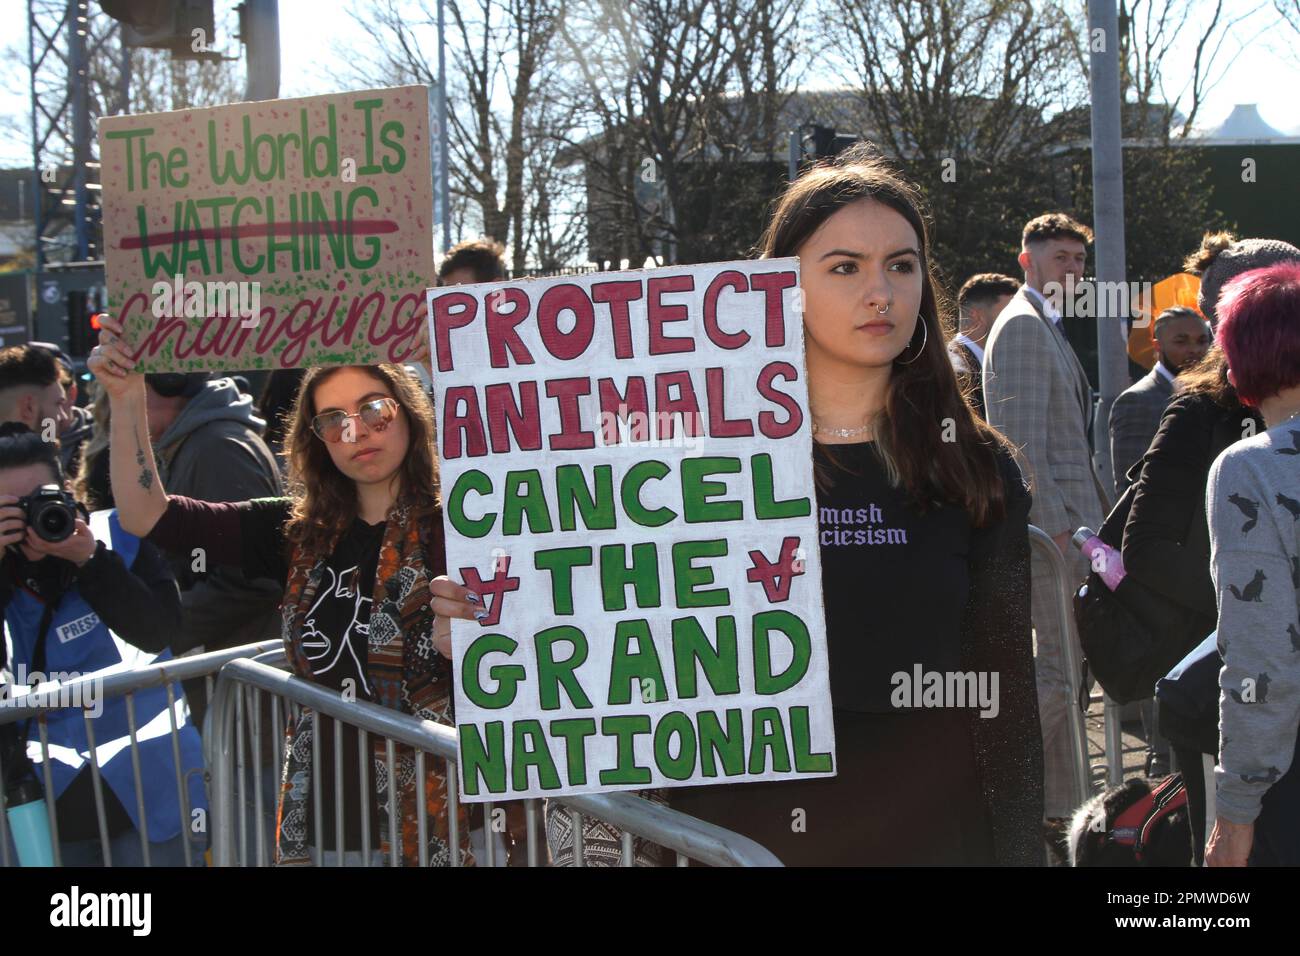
left=0, top=640, right=280, bottom=868
left=1027, top=525, right=1127, bottom=807
left=208, top=657, right=783, bottom=867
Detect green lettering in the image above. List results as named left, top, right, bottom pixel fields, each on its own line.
left=671, top=615, right=739, bottom=699
left=534, top=625, right=592, bottom=711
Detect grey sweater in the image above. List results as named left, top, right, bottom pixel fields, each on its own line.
left=1206, top=419, right=1300, bottom=824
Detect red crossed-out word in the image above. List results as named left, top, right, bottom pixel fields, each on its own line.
left=457, top=555, right=521, bottom=626
left=746, top=536, right=805, bottom=603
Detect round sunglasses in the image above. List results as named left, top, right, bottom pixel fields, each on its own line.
left=310, top=397, right=399, bottom=443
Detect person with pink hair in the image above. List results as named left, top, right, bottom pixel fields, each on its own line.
left=1204, top=261, right=1300, bottom=866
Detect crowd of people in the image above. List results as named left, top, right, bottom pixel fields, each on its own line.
left=1, top=144, right=1297, bottom=867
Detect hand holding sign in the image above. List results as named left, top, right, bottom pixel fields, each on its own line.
left=428, top=258, right=836, bottom=803
left=99, top=86, right=436, bottom=373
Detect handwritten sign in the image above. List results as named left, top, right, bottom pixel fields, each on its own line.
left=428, top=259, right=836, bottom=801
left=99, top=85, right=433, bottom=372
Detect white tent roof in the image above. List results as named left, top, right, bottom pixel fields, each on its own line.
left=1193, top=104, right=1298, bottom=143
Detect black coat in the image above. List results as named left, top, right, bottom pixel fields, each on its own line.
left=1121, top=389, right=1265, bottom=632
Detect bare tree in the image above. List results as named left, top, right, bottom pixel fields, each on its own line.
left=1119, top=0, right=1270, bottom=139
left=1279, top=0, right=1300, bottom=30
left=554, top=0, right=784, bottom=265
left=340, top=0, right=560, bottom=272
left=817, top=0, right=1084, bottom=280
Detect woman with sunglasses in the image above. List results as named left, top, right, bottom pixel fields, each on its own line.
left=88, top=315, right=482, bottom=866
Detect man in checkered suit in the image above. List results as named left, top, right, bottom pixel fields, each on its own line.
left=983, top=213, right=1113, bottom=839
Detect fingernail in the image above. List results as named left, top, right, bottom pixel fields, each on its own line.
left=473, top=609, right=489, bottom=622
left=466, top=591, right=480, bottom=604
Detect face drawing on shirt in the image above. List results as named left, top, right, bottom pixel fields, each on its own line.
left=301, top=563, right=373, bottom=697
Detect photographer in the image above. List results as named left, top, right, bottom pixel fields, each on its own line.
left=0, top=423, right=206, bottom=866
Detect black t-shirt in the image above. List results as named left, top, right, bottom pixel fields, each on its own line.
left=814, top=440, right=973, bottom=713
left=306, top=517, right=385, bottom=852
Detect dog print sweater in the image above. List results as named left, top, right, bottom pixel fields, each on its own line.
left=1206, top=419, right=1300, bottom=824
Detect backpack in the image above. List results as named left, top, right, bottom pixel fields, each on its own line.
left=1073, top=460, right=1210, bottom=704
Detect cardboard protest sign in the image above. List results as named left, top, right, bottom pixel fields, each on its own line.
left=428, top=259, right=836, bottom=801
left=99, top=85, right=433, bottom=372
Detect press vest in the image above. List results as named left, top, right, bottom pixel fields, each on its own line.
left=3, top=509, right=207, bottom=843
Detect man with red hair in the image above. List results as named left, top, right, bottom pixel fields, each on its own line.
left=1204, top=261, right=1300, bottom=867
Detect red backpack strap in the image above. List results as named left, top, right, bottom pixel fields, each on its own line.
left=1133, top=774, right=1188, bottom=862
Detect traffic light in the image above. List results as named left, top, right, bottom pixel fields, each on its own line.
left=794, top=125, right=860, bottom=175
left=66, top=289, right=100, bottom=358
left=99, top=0, right=217, bottom=59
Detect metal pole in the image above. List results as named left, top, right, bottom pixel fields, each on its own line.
left=1087, top=0, right=1130, bottom=490
left=70, top=0, right=90, bottom=261
left=437, top=0, right=451, bottom=254
left=28, top=0, right=43, bottom=274
left=242, top=0, right=281, bottom=102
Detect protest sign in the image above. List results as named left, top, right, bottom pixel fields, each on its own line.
left=99, top=85, right=433, bottom=372
left=428, top=259, right=836, bottom=801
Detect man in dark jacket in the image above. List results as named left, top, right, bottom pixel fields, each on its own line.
left=1108, top=306, right=1210, bottom=498
left=143, top=372, right=284, bottom=724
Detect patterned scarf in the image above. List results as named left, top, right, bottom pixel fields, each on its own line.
left=273, top=501, right=474, bottom=866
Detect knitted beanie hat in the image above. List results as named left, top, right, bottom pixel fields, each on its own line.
left=1199, top=238, right=1300, bottom=324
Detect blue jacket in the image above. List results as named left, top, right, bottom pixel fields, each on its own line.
left=3, top=510, right=207, bottom=842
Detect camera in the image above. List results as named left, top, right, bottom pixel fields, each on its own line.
left=16, top=485, right=79, bottom=543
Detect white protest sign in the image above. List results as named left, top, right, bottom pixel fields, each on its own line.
left=428, top=258, right=835, bottom=801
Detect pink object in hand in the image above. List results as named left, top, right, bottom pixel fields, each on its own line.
left=1072, top=528, right=1127, bottom=591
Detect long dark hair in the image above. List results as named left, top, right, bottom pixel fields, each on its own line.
left=758, top=146, right=1010, bottom=526
left=283, top=364, right=439, bottom=553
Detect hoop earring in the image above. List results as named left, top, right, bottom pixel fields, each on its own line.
left=894, top=318, right=928, bottom=366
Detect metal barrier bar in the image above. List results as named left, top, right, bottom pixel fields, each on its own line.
left=385, top=738, right=399, bottom=868
left=358, top=727, right=371, bottom=864
left=1, top=640, right=279, bottom=868
left=1027, top=525, right=1092, bottom=810
left=311, top=710, right=322, bottom=867
left=415, top=749, right=429, bottom=867
left=123, top=694, right=151, bottom=867
left=1104, top=695, right=1125, bottom=788
left=251, top=687, right=267, bottom=868
left=81, top=711, right=113, bottom=866
left=208, top=658, right=783, bottom=867
left=333, top=716, right=345, bottom=866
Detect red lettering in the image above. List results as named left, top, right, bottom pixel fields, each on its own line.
left=647, top=275, right=695, bottom=355
left=545, top=377, right=596, bottom=450
left=441, top=386, right=488, bottom=459
left=591, top=280, right=642, bottom=359
left=536, top=283, right=595, bottom=361
left=756, top=360, right=803, bottom=438
left=377, top=291, right=425, bottom=361
left=597, top=376, right=649, bottom=445
left=486, top=287, right=535, bottom=368
left=702, top=270, right=750, bottom=350
left=654, top=370, right=703, bottom=440
left=749, top=270, right=797, bottom=348
left=485, top=381, right=542, bottom=454
left=705, top=367, right=753, bottom=438
left=431, top=290, right=477, bottom=372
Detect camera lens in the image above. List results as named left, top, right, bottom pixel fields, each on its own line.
left=33, top=501, right=74, bottom=542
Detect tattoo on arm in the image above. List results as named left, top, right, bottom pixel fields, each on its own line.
left=135, top=425, right=154, bottom=492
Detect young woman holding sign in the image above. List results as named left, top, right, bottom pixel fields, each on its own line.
left=667, top=146, right=1045, bottom=865
left=89, top=318, right=482, bottom=866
